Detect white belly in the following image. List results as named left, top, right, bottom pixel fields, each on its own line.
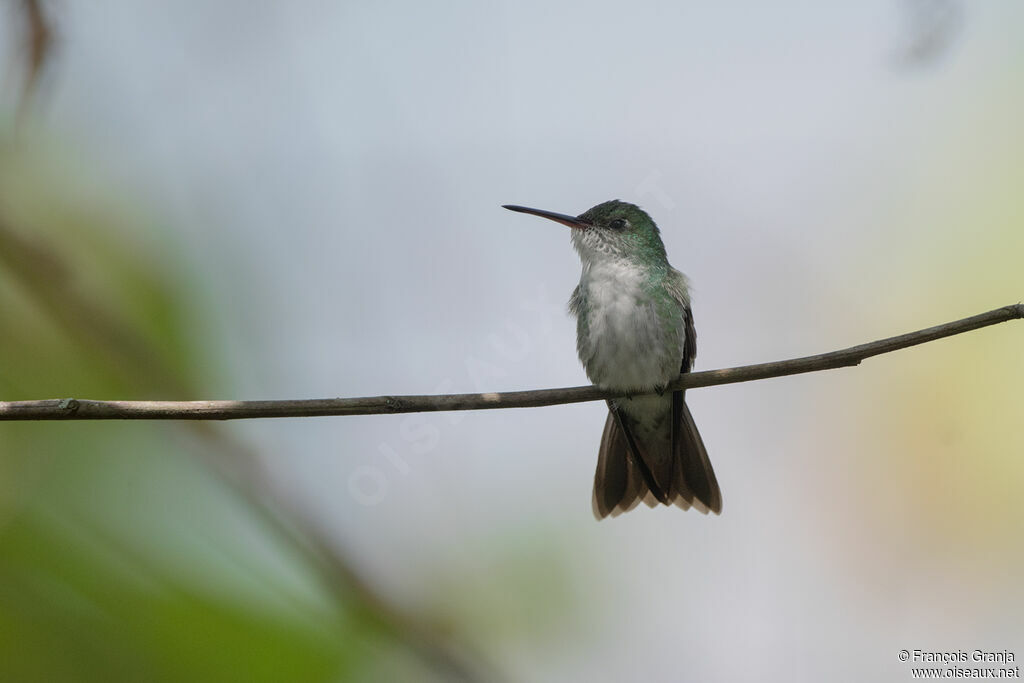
left=574, top=261, right=684, bottom=391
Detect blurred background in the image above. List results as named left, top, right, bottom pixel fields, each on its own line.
left=1, top=1, right=1022, bottom=681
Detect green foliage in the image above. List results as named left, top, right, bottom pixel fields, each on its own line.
left=0, top=513, right=357, bottom=683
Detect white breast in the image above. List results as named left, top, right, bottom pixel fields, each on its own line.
left=574, top=259, right=684, bottom=391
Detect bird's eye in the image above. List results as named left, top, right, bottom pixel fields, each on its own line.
left=609, top=218, right=628, bottom=230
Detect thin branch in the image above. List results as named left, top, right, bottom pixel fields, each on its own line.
left=2, top=303, right=1021, bottom=421
left=15, top=0, right=56, bottom=124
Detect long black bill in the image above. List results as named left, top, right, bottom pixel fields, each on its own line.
left=502, top=204, right=590, bottom=230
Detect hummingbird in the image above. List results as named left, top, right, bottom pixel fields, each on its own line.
left=503, top=200, right=721, bottom=519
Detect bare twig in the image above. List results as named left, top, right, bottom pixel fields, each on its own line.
left=15, top=0, right=55, bottom=123
left=2, top=304, right=1020, bottom=421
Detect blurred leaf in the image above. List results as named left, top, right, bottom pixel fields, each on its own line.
left=0, top=140, right=478, bottom=682
left=0, top=513, right=360, bottom=683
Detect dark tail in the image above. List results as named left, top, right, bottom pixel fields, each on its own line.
left=592, top=393, right=722, bottom=519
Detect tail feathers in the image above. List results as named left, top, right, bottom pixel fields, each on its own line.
left=592, top=394, right=721, bottom=520
left=673, top=393, right=722, bottom=514
left=592, top=409, right=647, bottom=518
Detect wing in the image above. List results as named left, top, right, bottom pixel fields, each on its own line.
left=664, top=268, right=696, bottom=372
left=568, top=284, right=582, bottom=317
left=681, top=303, right=696, bottom=373
left=666, top=269, right=721, bottom=512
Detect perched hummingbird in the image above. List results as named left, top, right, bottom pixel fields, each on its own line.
left=503, top=200, right=721, bottom=519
